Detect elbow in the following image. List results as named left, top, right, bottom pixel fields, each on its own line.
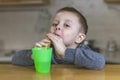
left=88, top=56, right=106, bottom=70
left=97, top=58, right=106, bottom=70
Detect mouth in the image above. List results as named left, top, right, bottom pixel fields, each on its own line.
left=54, top=33, right=61, bottom=37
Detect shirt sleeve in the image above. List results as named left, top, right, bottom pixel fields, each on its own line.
left=11, top=50, right=34, bottom=66
left=63, top=45, right=105, bottom=70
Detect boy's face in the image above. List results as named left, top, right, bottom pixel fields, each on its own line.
left=50, top=11, right=84, bottom=48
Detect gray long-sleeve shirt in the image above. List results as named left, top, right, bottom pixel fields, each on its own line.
left=12, top=44, right=105, bottom=70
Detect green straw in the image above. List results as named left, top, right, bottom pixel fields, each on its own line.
left=44, top=45, right=49, bottom=49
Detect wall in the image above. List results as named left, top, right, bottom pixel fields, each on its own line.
left=0, top=0, right=120, bottom=52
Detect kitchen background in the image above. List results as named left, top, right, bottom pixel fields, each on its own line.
left=0, top=0, right=120, bottom=63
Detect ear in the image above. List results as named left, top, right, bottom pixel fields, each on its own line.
left=75, top=33, right=86, bottom=44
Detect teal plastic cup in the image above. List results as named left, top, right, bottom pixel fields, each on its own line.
left=32, top=47, right=52, bottom=73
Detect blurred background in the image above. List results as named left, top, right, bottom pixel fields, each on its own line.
left=0, top=0, right=120, bottom=63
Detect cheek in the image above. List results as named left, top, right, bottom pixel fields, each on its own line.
left=63, top=29, right=78, bottom=37
left=50, top=27, right=55, bottom=33
left=64, top=30, right=78, bottom=42
left=62, top=31, right=77, bottom=42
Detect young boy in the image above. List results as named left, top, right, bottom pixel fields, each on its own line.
left=12, top=7, right=105, bottom=70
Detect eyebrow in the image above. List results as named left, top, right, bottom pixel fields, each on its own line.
left=52, top=18, right=73, bottom=24
left=65, top=19, right=72, bottom=23
left=52, top=19, right=59, bottom=22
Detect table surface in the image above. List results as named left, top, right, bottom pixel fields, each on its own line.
left=0, top=64, right=120, bottom=80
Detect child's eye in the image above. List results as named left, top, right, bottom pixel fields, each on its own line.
left=52, top=23, right=58, bottom=27
left=64, top=24, right=70, bottom=28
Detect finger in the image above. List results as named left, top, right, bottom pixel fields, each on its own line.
left=42, top=39, right=51, bottom=43
left=40, top=42, right=49, bottom=47
left=47, top=33, right=60, bottom=41
left=35, top=43, right=42, bottom=47
left=37, top=39, right=51, bottom=44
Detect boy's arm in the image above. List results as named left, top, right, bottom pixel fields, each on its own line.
left=11, top=50, right=34, bottom=66
left=63, top=45, right=105, bottom=70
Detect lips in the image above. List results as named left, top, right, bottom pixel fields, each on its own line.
left=54, top=33, right=62, bottom=37
left=54, top=33, right=60, bottom=36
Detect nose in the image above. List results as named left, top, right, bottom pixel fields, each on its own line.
left=50, top=25, right=61, bottom=33
left=56, top=27, right=60, bottom=30
left=55, top=25, right=61, bottom=31
left=54, top=26, right=62, bottom=36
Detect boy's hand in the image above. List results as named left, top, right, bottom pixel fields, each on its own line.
left=34, top=39, right=51, bottom=48
left=47, top=33, right=66, bottom=59
left=31, top=39, right=51, bottom=60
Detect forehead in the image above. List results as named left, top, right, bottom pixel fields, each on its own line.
left=54, top=11, right=79, bottom=22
